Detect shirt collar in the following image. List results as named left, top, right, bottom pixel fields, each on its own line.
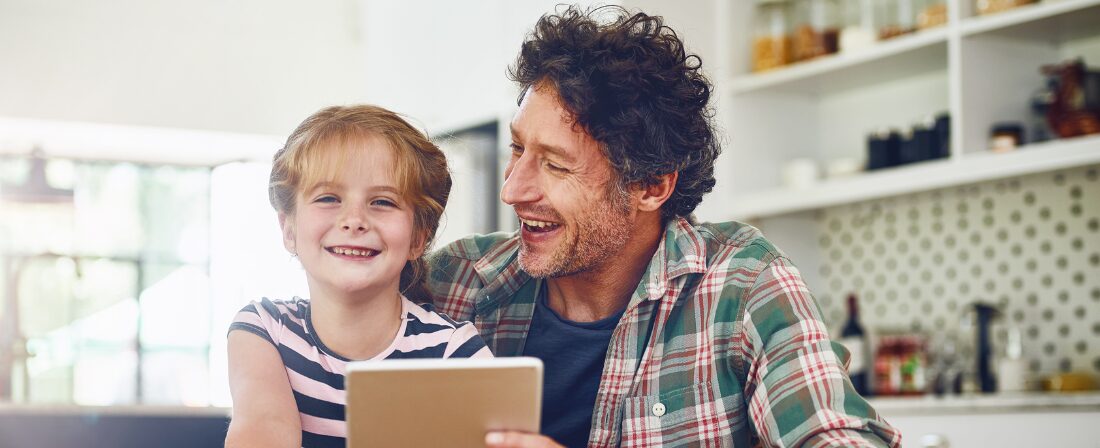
left=638, top=216, right=708, bottom=303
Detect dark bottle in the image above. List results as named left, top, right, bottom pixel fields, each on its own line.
left=839, top=294, right=870, bottom=395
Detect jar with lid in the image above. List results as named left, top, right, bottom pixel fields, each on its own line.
left=917, top=0, right=947, bottom=29
left=792, top=0, right=841, bottom=61
left=877, top=0, right=917, bottom=40
left=840, top=0, right=878, bottom=53
left=752, top=0, right=794, bottom=72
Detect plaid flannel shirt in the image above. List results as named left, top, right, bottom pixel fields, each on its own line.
left=426, top=217, right=901, bottom=447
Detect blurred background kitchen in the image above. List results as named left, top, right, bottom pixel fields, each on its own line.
left=1, top=0, right=1098, bottom=447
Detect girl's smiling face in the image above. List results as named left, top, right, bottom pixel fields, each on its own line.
left=280, top=139, right=423, bottom=301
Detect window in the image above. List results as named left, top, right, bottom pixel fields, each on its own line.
left=1, top=156, right=217, bottom=405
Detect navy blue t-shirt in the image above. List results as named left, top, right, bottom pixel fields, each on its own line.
left=522, top=282, right=625, bottom=448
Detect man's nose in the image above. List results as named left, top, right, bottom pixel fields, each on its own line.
left=500, top=154, right=541, bottom=206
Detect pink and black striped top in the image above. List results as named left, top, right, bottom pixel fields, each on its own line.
left=229, top=295, right=491, bottom=448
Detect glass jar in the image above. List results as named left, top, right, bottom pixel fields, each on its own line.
left=752, top=0, right=794, bottom=72
left=793, top=0, right=841, bottom=61
left=917, top=0, right=947, bottom=29
left=840, top=0, right=878, bottom=53
left=975, top=0, right=1037, bottom=16
left=877, top=0, right=916, bottom=40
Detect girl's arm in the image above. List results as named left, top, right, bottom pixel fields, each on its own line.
left=225, top=331, right=302, bottom=448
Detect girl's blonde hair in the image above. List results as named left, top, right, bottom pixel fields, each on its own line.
left=269, top=105, right=451, bottom=300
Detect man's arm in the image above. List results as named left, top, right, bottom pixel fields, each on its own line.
left=740, top=257, right=902, bottom=448
left=224, top=331, right=302, bottom=448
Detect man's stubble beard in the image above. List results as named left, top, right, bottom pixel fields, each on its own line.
left=518, top=183, right=634, bottom=278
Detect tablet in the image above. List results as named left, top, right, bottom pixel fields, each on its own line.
left=345, top=356, right=543, bottom=448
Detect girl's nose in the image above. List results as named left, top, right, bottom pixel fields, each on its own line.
left=340, top=206, right=369, bottom=232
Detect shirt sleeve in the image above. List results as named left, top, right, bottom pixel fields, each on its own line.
left=443, top=322, right=493, bottom=359
left=227, top=299, right=281, bottom=347
left=740, top=257, right=901, bottom=448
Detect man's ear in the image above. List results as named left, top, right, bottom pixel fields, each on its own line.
left=636, top=171, right=678, bottom=213
left=278, top=212, right=296, bottom=254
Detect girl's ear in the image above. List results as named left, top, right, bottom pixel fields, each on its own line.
left=279, top=212, right=297, bottom=255
left=408, top=230, right=428, bottom=261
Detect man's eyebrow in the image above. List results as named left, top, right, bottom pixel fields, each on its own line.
left=510, top=124, right=577, bottom=163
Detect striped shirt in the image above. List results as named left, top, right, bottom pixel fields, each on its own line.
left=426, top=217, right=902, bottom=447
left=229, top=295, right=492, bottom=448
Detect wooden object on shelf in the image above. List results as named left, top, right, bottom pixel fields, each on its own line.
left=1043, top=59, right=1100, bottom=138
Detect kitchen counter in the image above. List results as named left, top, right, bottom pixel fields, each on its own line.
left=0, top=403, right=232, bottom=448
left=0, top=402, right=232, bottom=416
left=869, top=391, right=1100, bottom=416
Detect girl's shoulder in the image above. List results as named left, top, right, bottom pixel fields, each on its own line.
left=395, top=296, right=490, bottom=359
left=235, top=296, right=310, bottom=325
left=402, top=297, right=471, bottom=332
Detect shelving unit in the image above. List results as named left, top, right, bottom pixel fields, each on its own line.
left=726, top=27, right=949, bottom=95
left=726, top=134, right=1100, bottom=219
left=690, top=0, right=1100, bottom=223
left=959, top=0, right=1100, bottom=37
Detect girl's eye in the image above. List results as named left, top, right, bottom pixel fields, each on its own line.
left=314, top=195, right=339, bottom=203
left=372, top=198, right=397, bottom=207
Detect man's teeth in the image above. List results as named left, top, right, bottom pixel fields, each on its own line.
left=332, top=247, right=375, bottom=256
left=521, top=219, right=557, bottom=228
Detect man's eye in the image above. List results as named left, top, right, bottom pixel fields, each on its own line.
left=509, top=143, right=523, bottom=155
left=546, top=162, right=567, bottom=173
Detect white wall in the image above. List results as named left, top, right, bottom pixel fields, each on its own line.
left=359, top=0, right=614, bottom=134
left=0, top=0, right=370, bottom=136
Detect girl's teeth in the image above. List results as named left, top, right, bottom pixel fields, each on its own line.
left=333, top=248, right=372, bottom=256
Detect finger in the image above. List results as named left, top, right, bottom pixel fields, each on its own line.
left=485, top=431, right=557, bottom=448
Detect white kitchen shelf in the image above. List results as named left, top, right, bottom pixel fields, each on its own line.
left=726, top=134, right=1100, bottom=220
left=960, top=0, right=1100, bottom=39
left=727, top=27, right=949, bottom=96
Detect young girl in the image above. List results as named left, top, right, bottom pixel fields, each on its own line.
left=225, top=105, right=491, bottom=448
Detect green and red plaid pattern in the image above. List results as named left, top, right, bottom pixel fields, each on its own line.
left=426, top=218, right=901, bottom=447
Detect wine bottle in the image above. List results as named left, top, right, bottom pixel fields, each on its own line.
left=839, top=294, right=870, bottom=396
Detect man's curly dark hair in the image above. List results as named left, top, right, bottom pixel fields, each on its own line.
left=509, top=5, right=720, bottom=223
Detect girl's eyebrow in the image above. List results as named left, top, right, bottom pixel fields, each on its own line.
left=371, top=186, right=401, bottom=194
left=304, top=181, right=342, bottom=193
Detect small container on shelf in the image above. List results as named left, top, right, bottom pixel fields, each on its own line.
left=989, top=122, right=1025, bottom=152
left=753, top=0, right=795, bottom=72
left=840, top=0, right=879, bottom=53
left=876, top=0, right=917, bottom=40
left=867, top=128, right=902, bottom=170
left=975, top=0, right=1037, bottom=16
left=793, top=0, right=842, bottom=61
left=916, top=0, right=947, bottom=29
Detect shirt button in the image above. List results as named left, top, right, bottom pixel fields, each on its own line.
left=652, top=402, right=666, bottom=417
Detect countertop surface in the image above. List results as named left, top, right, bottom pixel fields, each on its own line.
left=868, top=391, right=1100, bottom=415
left=0, top=403, right=232, bottom=417
left=4, top=391, right=1100, bottom=417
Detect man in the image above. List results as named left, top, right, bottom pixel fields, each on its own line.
left=427, top=6, right=901, bottom=447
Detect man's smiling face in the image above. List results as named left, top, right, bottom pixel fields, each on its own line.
left=501, top=84, right=636, bottom=278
